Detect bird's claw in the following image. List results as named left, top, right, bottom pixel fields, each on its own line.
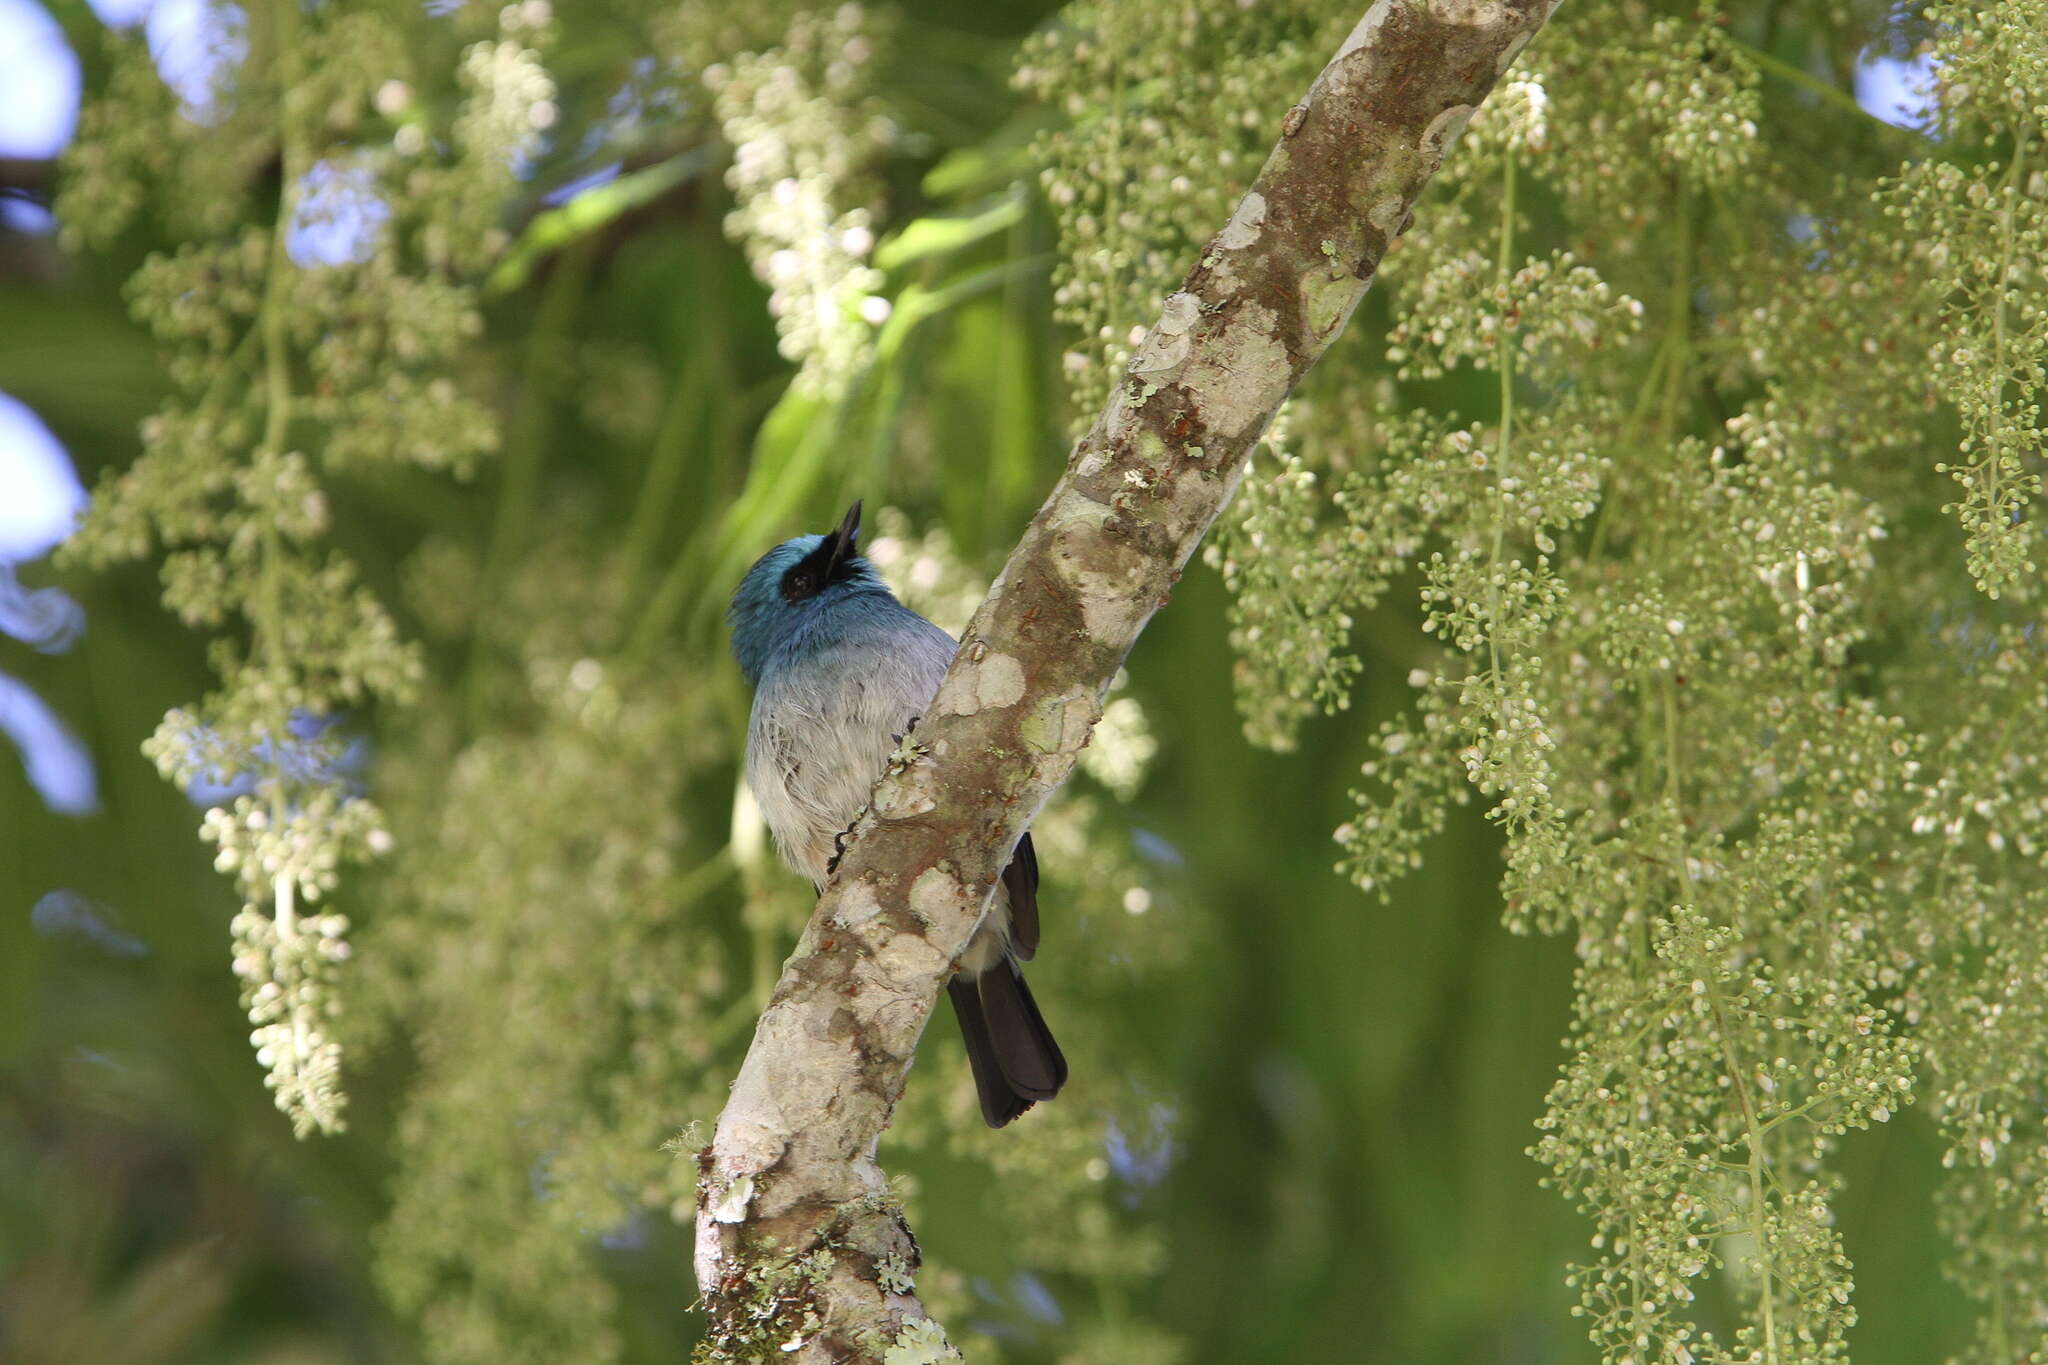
left=826, top=817, right=858, bottom=876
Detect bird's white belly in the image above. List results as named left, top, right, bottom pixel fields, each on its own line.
left=745, top=687, right=1015, bottom=965
left=744, top=647, right=1013, bottom=970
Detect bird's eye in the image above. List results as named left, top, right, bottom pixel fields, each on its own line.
left=782, top=569, right=818, bottom=602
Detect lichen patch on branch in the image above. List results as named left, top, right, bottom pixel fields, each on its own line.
left=946, top=651, right=1026, bottom=715
left=1217, top=193, right=1268, bottom=249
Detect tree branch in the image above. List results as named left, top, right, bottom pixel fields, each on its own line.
left=692, top=3, right=1561, bottom=1358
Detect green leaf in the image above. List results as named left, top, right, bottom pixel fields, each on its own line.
left=873, top=193, right=1026, bottom=272
left=486, top=149, right=717, bottom=296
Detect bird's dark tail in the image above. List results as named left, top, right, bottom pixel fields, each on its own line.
left=948, top=963, right=1067, bottom=1129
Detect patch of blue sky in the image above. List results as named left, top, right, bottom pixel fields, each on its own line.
left=508, top=131, right=550, bottom=183
left=1130, top=826, right=1184, bottom=867
left=32, top=889, right=149, bottom=957
left=602, top=56, right=684, bottom=137
left=0, top=394, right=93, bottom=815
left=540, top=160, right=622, bottom=207
left=85, top=0, right=156, bottom=26
left=287, top=158, right=390, bottom=267
left=1008, top=1273, right=1064, bottom=1327
left=145, top=0, right=247, bottom=121
left=597, top=1210, right=652, bottom=1252
left=1856, top=51, right=1938, bottom=131
left=178, top=708, right=368, bottom=806
left=1105, top=1101, right=1179, bottom=1202
left=563, top=57, right=685, bottom=174
left=966, top=1271, right=1066, bottom=1344
left=0, top=565, right=85, bottom=653
left=0, top=673, right=98, bottom=814
left=0, top=0, right=80, bottom=159
left=0, top=392, right=87, bottom=565
left=0, top=191, right=57, bottom=234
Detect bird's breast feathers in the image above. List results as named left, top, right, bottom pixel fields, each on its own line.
left=744, top=611, right=954, bottom=886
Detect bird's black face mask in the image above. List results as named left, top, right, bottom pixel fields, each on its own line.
left=780, top=500, right=863, bottom=604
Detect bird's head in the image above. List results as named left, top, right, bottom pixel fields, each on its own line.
left=727, top=501, right=888, bottom=685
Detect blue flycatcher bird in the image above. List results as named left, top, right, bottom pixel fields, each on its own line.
left=728, top=501, right=1067, bottom=1127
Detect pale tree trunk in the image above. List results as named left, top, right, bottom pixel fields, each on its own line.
left=693, top=2, right=1561, bottom=1358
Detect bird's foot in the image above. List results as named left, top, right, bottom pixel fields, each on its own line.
left=825, top=807, right=866, bottom=876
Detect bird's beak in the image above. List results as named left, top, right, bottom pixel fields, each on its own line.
left=827, top=499, right=862, bottom=572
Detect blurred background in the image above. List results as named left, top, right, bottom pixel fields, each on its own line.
left=0, top=1, right=1977, bottom=1362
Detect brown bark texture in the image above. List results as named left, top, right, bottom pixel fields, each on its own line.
left=693, top=2, right=1562, bottom=1358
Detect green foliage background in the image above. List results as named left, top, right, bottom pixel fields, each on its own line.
left=2, top=0, right=2044, bottom=1362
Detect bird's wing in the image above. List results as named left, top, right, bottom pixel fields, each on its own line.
left=1003, top=831, right=1040, bottom=961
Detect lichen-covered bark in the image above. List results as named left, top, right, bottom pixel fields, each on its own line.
left=693, top=3, right=1561, bottom=1358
